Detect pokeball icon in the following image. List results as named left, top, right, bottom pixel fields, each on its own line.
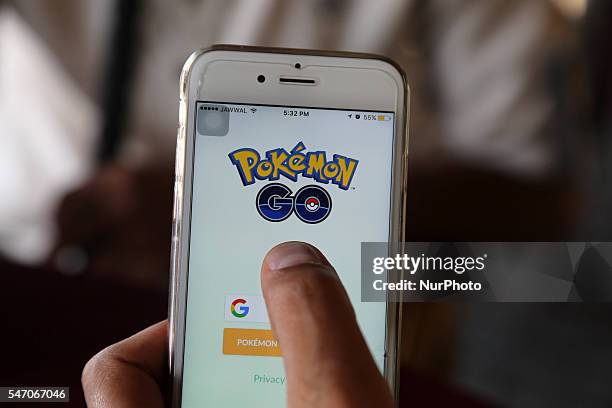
left=305, top=197, right=320, bottom=212
left=256, top=183, right=332, bottom=224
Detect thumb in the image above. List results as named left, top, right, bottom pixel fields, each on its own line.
left=261, top=242, right=393, bottom=408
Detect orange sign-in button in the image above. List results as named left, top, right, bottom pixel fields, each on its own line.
left=223, top=328, right=282, bottom=357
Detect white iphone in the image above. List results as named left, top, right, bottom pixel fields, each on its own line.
left=169, top=45, right=409, bottom=407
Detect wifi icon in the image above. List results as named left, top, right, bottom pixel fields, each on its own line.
left=250, top=108, right=257, bottom=113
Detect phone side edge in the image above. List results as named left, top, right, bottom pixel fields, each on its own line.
left=169, top=49, right=208, bottom=408
left=375, top=56, right=409, bottom=408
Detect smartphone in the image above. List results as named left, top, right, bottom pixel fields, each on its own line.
left=169, top=45, right=409, bottom=407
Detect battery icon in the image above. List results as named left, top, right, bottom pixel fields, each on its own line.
left=377, top=115, right=392, bottom=121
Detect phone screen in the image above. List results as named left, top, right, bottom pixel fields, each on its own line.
left=180, top=102, right=395, bottom=406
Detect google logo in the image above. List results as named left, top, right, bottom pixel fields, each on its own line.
left=230, top=298, right=250, bottom=318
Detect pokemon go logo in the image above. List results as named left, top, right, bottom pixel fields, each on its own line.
left=228, top=142, right=358, bottom=190
left=256, top=183, right=332, bottom=223
left=229, top=142, right=358, bottom=224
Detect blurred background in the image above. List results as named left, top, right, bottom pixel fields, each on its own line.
left=1, top=0, right=611, bottom=406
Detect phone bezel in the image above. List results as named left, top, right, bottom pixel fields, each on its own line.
left=169, top=45, right=410, bottom=407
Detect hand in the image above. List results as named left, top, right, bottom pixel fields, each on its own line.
left=82, top=242, right=393, bottom=407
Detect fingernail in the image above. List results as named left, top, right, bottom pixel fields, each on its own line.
left=266, top=242, right=323, bottom=271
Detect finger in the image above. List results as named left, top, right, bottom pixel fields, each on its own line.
left=82, top=320, right=168, bottom=408
left=261, top=242, right=393, bottom=408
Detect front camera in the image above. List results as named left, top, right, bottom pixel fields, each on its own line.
left=257, top=75, right=266, bottom=83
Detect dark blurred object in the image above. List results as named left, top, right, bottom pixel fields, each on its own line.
left=50, top=0, right=169, bottom=292
left=405, top=160, right=579, bottom=242
left=52, top=163, right=173, bottom=291
left=580, top=0, right=612, bottom=241
left=399, top=366, right=494, bottom=408
left=584, top=0, right=612, bottom=131
left=0, top=257, right=167, bottom=407
left=98, top=0, right=142, bottom=162
left=454, top=303, right=612, bottom=408
left=401, top=303, right=457, bottom=378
